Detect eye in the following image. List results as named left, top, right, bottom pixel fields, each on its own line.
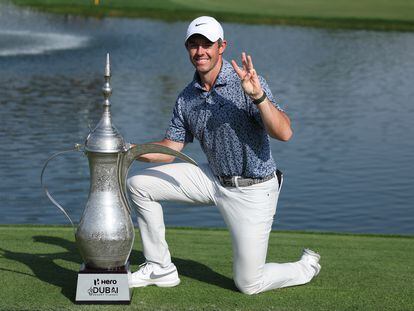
left=187, top=42, right=214, bottom=50
left=202, top=43, right=214, bottom=49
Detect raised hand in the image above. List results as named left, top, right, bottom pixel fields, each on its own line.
left=231, top=52, right=264, bottom=100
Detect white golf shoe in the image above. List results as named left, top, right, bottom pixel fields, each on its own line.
left=129, top=262, right=180, bottom=288
left=300, top=248, right=321, bottom=277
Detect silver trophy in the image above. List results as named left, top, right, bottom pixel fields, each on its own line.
left=41, top=54, right=197, bottom=304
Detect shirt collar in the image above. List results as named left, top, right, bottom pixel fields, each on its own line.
left=192, top=59, right=232, bottom=91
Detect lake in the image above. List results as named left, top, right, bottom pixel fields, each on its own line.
left=1, top=3, right=413, bottom=234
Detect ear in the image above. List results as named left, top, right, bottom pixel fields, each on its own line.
left=219, top=40, right=227, bottom=55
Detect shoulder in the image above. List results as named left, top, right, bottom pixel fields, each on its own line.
left=177, top=81, right=196, bottom=102
left=257, top=74, right=269, bottom=85
left=257, top=74, right=273, bottom=95
left=221, top=59, right=240, bottom=81
left=218, top=60, right=244, bottom=96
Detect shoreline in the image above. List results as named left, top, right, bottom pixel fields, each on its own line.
left=1, top=224, right=413, bottom=238
left=6, top=0, right=414, bottom=32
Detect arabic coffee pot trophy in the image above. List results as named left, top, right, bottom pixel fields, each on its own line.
left=41, top=54, right=197, bottom=304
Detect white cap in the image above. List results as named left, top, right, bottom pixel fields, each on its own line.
left=185, top=16, right=224, bottom=43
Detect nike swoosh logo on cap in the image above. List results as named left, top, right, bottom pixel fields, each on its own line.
left=150, top=270, right=175, bottom=279
left=195, top=23, right=207, bottom=26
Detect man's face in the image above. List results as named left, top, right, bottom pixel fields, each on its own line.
left=186, top=35, right=226, bottom=74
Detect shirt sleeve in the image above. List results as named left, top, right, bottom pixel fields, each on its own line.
left=248, top=76, right=284, bottom=125
left=165, top=98, right=194, bottom=143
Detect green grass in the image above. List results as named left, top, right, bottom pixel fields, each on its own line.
left=0, top=226, right=413, bottom=310
left=6, top=0, right=414, bottom=31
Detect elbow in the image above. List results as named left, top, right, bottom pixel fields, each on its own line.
left=165, top=155, right=176, bottom=163
left=270, top=128, right=293, bottom=141
left=281, top=128, right=293, bottom=141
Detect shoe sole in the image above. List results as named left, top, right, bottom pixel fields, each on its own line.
left=313, top=263, right=321, bottom=277
left=302, top=249, right=321, bottom=278
left=130, top=278, right=181, bottom=288
left=157, top=278, right=181, bottom=288
left=303, top=248, right=321, bottom=260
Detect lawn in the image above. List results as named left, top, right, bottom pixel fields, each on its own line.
left=0, top=225, right=413, bottom=310
left=6, top=0, right=414, bottom=31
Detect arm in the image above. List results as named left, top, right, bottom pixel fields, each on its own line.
left=254, top=96, right=292, bottom=141
left=231, top=53, right=293, bottom=141
left=137, top=139, right=185, bottom=163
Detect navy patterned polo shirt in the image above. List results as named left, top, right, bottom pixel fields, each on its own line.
left=165, top=59, right=283, bottom=178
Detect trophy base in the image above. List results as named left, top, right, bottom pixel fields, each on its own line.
left=75, top=262, right=132, bottom=304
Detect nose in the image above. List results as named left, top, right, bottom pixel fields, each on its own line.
left=195, top=45, right=206, bottom=55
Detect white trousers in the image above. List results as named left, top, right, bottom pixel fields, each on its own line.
left=127, top=163, right=315, bottom=295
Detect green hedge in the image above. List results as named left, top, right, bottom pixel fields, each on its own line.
left=7, top=0, right=414, bottom=31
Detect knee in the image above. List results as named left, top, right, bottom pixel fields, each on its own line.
left=127, top=175, right=150, bottom=200
left=234, top=277, right=260, bottom=295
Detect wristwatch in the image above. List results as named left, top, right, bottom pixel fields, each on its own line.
left=252, top=92, right=267, bottom=105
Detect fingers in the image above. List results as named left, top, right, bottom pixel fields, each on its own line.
left=242, top=52, right=248, bottom=72
left=232, top=53, right=257, bottom=80
left=231, top=59, right=244, bottom=79
left=247, top=54, right=254, bottom=71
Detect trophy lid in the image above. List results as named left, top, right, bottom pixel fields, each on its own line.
left=85, top=54, right=126, bottom=153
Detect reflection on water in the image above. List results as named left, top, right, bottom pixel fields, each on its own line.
left=0, top=3, right=413, bottom=234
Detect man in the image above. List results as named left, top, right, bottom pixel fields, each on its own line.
left=128, top=16, right=321, bottom=295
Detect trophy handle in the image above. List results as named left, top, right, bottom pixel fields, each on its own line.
left=40, top=144, right=84, bottom=230
left=117, top=143, right=198, bottom=215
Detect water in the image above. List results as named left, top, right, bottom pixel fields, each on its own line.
left=1, top=3, right=413, bottom=234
